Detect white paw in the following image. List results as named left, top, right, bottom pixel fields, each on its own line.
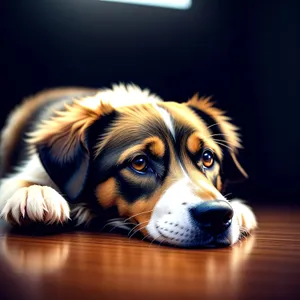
left=230, top=199, right=257, bottom=231
left=0, top=185, right=70, bottom=225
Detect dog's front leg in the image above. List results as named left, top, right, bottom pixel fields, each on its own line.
left=0, top=156, right=70, bottom=226
left=0, top=181, right=70, bottom=226
left=230, top=199, right=257, bottom=232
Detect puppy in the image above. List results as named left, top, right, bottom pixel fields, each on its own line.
left=0, top=84, right=257, bottom=247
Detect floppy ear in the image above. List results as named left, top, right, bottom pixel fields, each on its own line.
left=221, top=149, right=248, bottom=184
left=27, top=99, right=114, bottom=202
left=186, top=94, right=248, bottom=187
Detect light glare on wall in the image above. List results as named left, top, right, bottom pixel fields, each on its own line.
left=101, top=0, right=192, bottom=10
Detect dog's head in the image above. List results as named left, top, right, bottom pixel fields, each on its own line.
left=29, top=84, right=248, bottom=247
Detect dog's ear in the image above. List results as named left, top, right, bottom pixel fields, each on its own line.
left=221, top=149, right=248, bottom=184
left=186, top=94, right=248, bottom=187
left=28, top=99, right=114, bottom=202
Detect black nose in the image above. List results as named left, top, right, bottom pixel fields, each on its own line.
left=189, top=200, right=234, bottom=235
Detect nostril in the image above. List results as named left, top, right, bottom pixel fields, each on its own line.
left=189, top=200, right=233, bottom=235
left=223, top=211, right=233, bottom=224
left=223, top=218, right=232, bottom=228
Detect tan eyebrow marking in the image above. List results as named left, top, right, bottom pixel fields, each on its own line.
left=145, top=136, right=165, bottom=157
left=118, top=136, right=165, bottom=164
left=186, top=132, right=223, bottom=159
left=187, top=132, right=202, bottom=154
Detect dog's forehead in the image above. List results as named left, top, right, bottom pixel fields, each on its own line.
left=94, top=101, right=221, bottom=162
left=116, top=102, right=209, bottom=137
left=98, top=102, right=216, bottom=150
left=159, top=102, right=212, bottom=135
left=113, top=103, right=172, bottom=140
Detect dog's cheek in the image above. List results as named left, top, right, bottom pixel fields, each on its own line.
left=206, top=164, right=222, bottom=191
left=117, top=169, right=158, bottom=203
left=115, top=198, right=153, bottom=219
left=230, top=200, right=257, bottom=231
left=229, top=218, right=241, bottom=245
left=116, top=196, right=161, bottom=236
left=95, top=178, right=118, bottom=209
left=115, top=197, right=130, bottom=217
left=216, top=175, right=223, bottom=191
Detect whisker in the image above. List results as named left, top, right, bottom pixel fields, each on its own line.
left=142, top=234, right=150, bottom=242
left=129, top=224, right=149, bottom=239
left=208, top=133, right=232, bottom=138
left=100, top=222, right=119, bottom=232
left=214, top=141, right=234, bottom=152
left=101, top=221, right=136, bottom=232
left=106, top=218, right=127, bottom=222
left=100, top=217, right=127, bottom=229
left=206, top=122, right=222, bottom=130
left=149, top=236, right=161, bottom=247
left=224, top=192, right=233, bottom=199
left=213, top=138, right=237, bottom=147
left=239, top=226, right=251, bottom=239
left=123, top=209, right=154, bottom=223
left=109, top=224, right=132, bottom=233
left=127, top=221, right=149, bottom=237
left=243, top=230, right=251, bottom=237
left=158, top=238, right=166, bottom=247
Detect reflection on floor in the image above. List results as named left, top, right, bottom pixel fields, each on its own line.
left=0, top=206, right=300, bottom=300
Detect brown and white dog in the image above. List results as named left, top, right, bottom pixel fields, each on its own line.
left=0, top=84, right=257, bottom=247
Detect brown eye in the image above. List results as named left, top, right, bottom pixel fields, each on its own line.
left=131, top=155, right=148, bottom=172
left=202, top=149, right=214, bottom=168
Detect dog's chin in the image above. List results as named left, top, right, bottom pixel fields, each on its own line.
left=145, top=222, right=239, bottom=248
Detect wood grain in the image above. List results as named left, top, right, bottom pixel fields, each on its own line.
left=0, top=205, right=300, bottom=300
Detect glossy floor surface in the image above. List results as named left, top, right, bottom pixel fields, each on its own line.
left=0, top=205, right=300, bottom=300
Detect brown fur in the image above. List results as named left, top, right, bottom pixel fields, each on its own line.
left=96, top=178, right=117, bottom=209
left=0, top=87, right=97, bottom=176
left=27, top=95, right=112, bottom=155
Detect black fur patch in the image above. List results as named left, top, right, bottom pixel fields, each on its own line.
left=37, top=101, right=117, bottom=203
left=188, top=106, right=224, bottom=140
left=116, top=172, right=158, bottom=203
left=187, top=105, right=246, bottom=185
left=37, top=140, right=89, bottom=202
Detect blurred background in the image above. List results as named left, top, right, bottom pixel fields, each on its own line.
left=1, top=0, right=300, bottom=204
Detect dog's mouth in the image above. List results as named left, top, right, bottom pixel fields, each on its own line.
left=145, top=222, right=233, bottom=248
left=150, top=230, right=231, bottom=248
left=103, top=214, right=247, bottom=248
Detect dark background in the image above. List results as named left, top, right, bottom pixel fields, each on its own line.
left=1, top=0, right=300, bottom=204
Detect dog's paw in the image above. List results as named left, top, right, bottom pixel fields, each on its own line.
left=0, top=185, right=70, bottom=226
left=230, top=199, right=257, bottom=232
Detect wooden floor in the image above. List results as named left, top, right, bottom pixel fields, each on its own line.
left=1, top=205, right=300, bottom=300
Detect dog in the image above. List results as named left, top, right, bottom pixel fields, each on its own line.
left=0, top=84, right=257, bottom=247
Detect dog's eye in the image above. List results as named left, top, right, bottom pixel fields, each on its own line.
left=130, top=155, right=148, bottom=173
left=202, top=149, right=214, bottom=168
